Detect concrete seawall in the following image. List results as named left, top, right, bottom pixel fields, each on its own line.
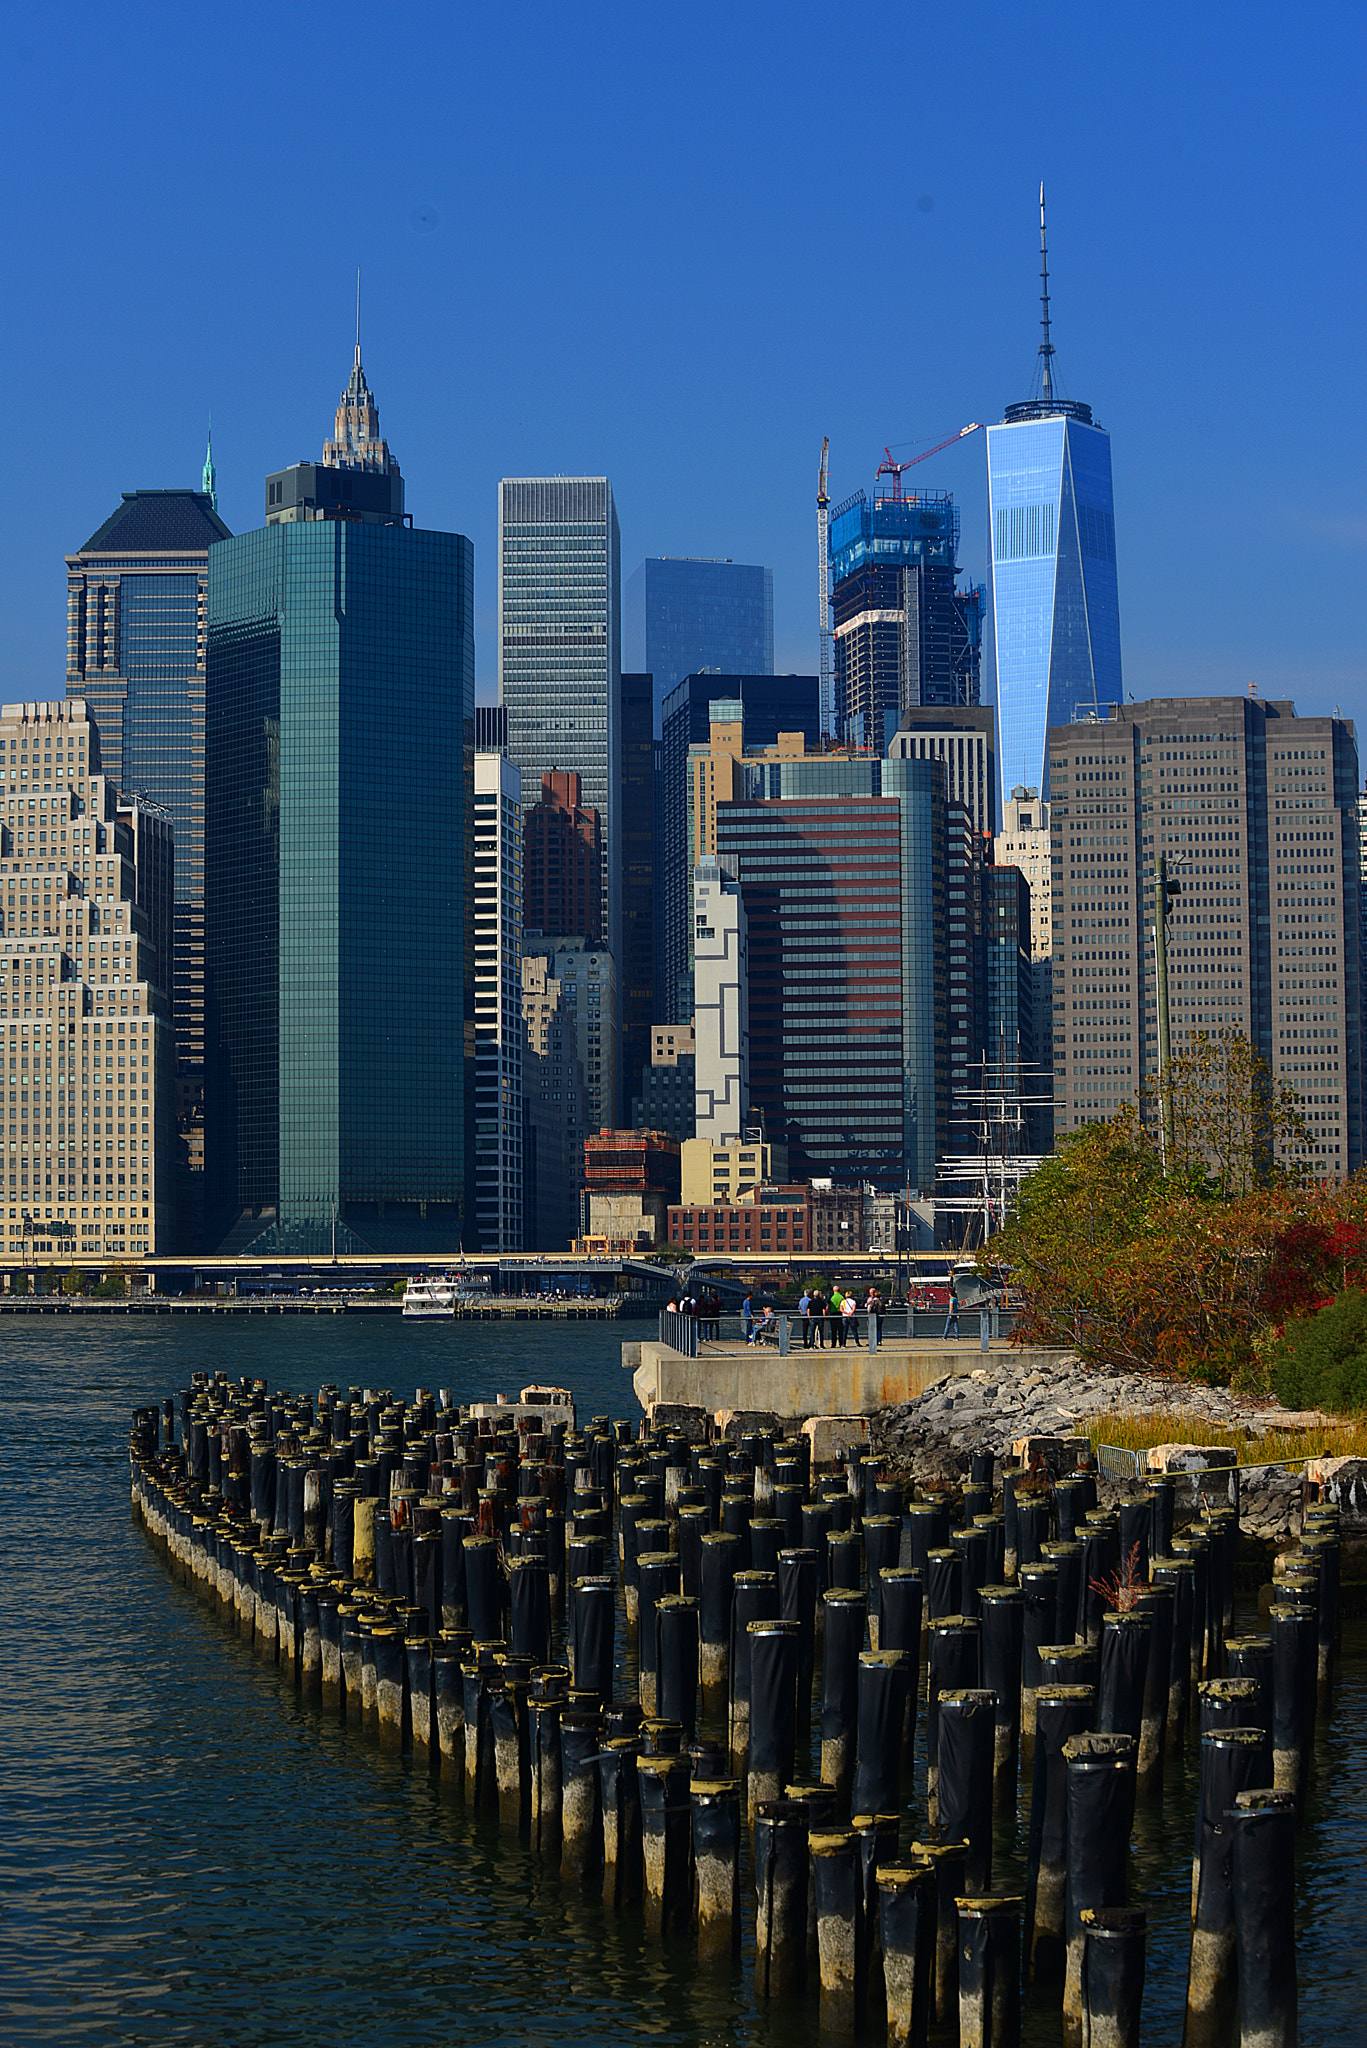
left=631, top=1339, right=1071, bottom=1424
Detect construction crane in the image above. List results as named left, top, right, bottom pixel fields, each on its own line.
left=817, top=436, right=833, bottom=742
left=874, top=422, right=983, bottom=500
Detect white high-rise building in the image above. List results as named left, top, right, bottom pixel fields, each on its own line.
left=0, top=699, right=177, bottom=1271
left=474, top=751, right=523, bottom=1252
left=692, top=857, right=748, bottom=1143
left=995, top=784, right=1053, bottom=1084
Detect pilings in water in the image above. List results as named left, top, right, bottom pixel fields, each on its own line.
left=129, top=1376, right=1340, bottom=2044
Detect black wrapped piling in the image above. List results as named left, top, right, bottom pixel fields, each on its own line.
left=1224, top=1639, right=1274, bottom=1784
left=879, top=1860, right=937, bottom=2048
left=879, top=1568, right=924, bottom=1763
left=980, top=1585, right=1024, bottom=1802
left=907, top=1500, right=948, bottom=1580
left=509, top=1556, right=551, bottom=1664
left=1229, top=1790, right=1297, bottom=2048
left=569, top=1574, right=615, bottom=1704
left=754, top=1798, right=811, bottom=1997
left=637, top=1550, right=680, bottom=1718
left=1299, top=1528, right=1340, bottom=1694
left=699, top=1530, right=740, bottom=1717
left=1062, top=1732, right=1137, bottom=2048
left=907, top=1837, right=968, bottom=2027
left=1017, top=1491, right=1051, bottom=1572
left=1270, top=1602, right=1316, bottom=1805
left=407, top=1631, right=435, bottom=1765
left=864, top=1517, right=901, bottom=1642
left=956, top=1894, right=1022, bottom=2048
left=926, top=1616, right=980, bottom=1826
left=1080, top=1517, right=1119, bottom=1648
left=490, top=1674, right=530, bottom=1829
left=1184, top=1727, right=1265, bottom=2048
left=1152, top=1556, right=1195, bottom=1752
left=1027, top=1684, right=1097, bottom=1984
left=937, top=1689, right=997, bottom=1895
left=1019, top=1558, right=1059, bottom=1757
left=339, top=1600, right=364, bottom=1723
left=464, top=1535, right=502, bottom=1645
left=951, top=1523, right=991, bottom=1621
left=1078, top=1906, right=1146, bottom=2048
left=657, top=1594, right=700, bottom=1737
left=1041, top=1538, right=1084, bottom=1647
left=529, top=1693, right=563, bottom=1846
left=748, top=1619, right=800, bottom=1817
left=821, top=1587, right=867, bottom=1799
left=560, top=1708, right=604, bottom=1883
left=638, top=1753, right=693, bottom=1939
left=926, top=1547, right=963, bottom=1622
left=1135, top=1584, right=1174, bottom=1794
left=1116, top=1496, right=1153, bottom=1590
left=779, top=1546, right=821, bottom=1723
left=693, top=1777, right=743, bottom=1964
left=1097, top=1610, right=1153, bottom=1747
left=730, top=1568, right=779, bottom=1773
left=812, top=1830, right=865, bottom=2035
left=852, top=1650, right=911, bottom=1819
left=598, top=1735, right=642, bottom=1907
left=373, top=1622, right=408, bottom=1748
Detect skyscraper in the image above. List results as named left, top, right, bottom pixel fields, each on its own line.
left=1050, top=696, right=1361, bottom=1177
left=205, top=345, right=475, bottom=1254
left=620, top=670, right=657, bottom=1112
left=522, top=770, right=602, bottom=945
left=474, top=749, right=523, bottom=1253
left=624, top=557, right=774, bottom=736
left=498, top=479, right=622, bottom=969
left=988, top=190, right=1122, bottom=802
left=829, top=482, right=983, bottom=751
left=66, top=484, right=232, bottom=1246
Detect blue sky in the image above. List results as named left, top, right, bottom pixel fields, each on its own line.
left=2, top=0, right=1363, bottom=724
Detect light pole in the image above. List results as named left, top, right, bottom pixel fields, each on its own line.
left=21, top=1209, right=34, bottom=1295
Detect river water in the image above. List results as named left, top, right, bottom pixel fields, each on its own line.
left=2, top=1316, right=1363, bottom=2044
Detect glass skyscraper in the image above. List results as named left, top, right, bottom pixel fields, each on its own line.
left=205, top=353, right=475, bottom=1255
left=66, top=486, right=234, bottom=1247
left=987, top=192, right=1122, bottom=803
left=624, top=557, right=774, bottom=737
left=498, top=479, right=621, bottom=967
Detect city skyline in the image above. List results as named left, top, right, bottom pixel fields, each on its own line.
left=1, top=5, right=1361, bottom=739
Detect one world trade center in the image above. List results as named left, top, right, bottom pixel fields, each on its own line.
left=987, top=190, right=1122, bottom=801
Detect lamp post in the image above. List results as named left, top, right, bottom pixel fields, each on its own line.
left=21, top=1209, right=34, bottom=1295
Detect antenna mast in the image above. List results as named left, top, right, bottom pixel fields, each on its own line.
left=1038, top=183, right=1054, bottom=404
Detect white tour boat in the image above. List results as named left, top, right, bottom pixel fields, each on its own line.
left=402, top=1275, right=458, bottom=1320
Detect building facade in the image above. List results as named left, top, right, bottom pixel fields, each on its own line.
left=65, top=486, right=233, bottom=1246
left=474, top=750, right=523, bottom=1252
left=1050, top=697, right=1361, bottom=1178
left=498, top=478, right=622, bottom=969
left=620, top=670, right=656, bottom=1112
left=522, top=950, right=587, bottom=1252
left=624, top=557, right=774, bottom=736
left=829, top=486, right=984, bottom=751
left=0, top=699, right=176, bottom=1269
left=692, top=857, right=749, bottom=1143
left=888, top=707, right=998, bottom=837
left=715, top=751, right=947, bottom=1194
left=205, top=353, right=475, bottom=1254
left=667, top=1184, right=811, bottom=1258
left=523, top=770, right=601, bottom=946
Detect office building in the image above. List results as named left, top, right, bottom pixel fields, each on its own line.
left=632, top=1023, right=695, bottom=1142
left=888, top=706, right=998, bottom=837
left=624, top=557, right=774, bottom=736
left=523, top=937, right=617, bottom=1145
left=659, top=674, right=820, bottom=1023
left=522, top=950, right=587, bottom=1252
left=475, top=704, right=508, bottom=753
left=995, top=786, right=1054, bottom=1143
left=829, top=480, right=984, bottom=751
left=498, top=478, right=622, bottom=969
left=667, top=1184, right=811, bottom=1258
left=474, top=750, right=523, bottom=1253
left=205, top=348, right=475, bottom=1255
left=715, top=750, right=948, bottom=1193
left=0, top=699, right=176, bottom=1265
left=620, top=671, right=656, bottom=1108
left=1050, top=696, right=1361, bottom=1177
left=988, top=192, right=1122, bottom=802
left=66, top=484, right=233, bottom=1246
left=983, top=864, right=1039, bottom=1141
left=945, top=800, right=987, bottom=1146
left=680, top=1135, right=783, bottom=1206
left=692, top=857, right=749, bottom=1143
left=523, top=770, right=601, bottom=946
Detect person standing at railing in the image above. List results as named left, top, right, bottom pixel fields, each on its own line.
left=799, top=1287, right=814, bottom=1349
left=841, top=1288, right=859, bottom=1346
left=743, top=1293, right=755, bottom=1345
left=942, top=1282, right=960, bottom=1341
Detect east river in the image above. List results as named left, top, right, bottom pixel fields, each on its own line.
left=2, top=1317, right=1365, bottom=2043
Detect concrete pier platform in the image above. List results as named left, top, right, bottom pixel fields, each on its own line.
left=629, top=1337, right=1071, bottom=1425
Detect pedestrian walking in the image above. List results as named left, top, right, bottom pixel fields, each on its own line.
left=942, top=1281, right=960, bottom=1340
left=743, top=1292, right=755, bottom=1344
left=799, top=1288, right=814, bottom=1349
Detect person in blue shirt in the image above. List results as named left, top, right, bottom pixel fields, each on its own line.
left=743, top=1294, right=755, bottom=1344
left=799, top=1289, right=814, bottom=1349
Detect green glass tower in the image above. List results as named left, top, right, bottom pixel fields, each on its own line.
left=205, top=348, right=475, bottom=1255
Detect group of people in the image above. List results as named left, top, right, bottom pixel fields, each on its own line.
left=795, top=1283, right=882, bottom=1349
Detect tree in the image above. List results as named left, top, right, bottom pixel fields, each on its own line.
left=96, top=1266, right=128, bottom=1298
left=61, top=1265, right=85, bottom=1297
left=1146, top=1032, right=1310, bottom=1197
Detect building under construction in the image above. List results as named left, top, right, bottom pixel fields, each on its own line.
left=830, top=484, right=984, bottom=752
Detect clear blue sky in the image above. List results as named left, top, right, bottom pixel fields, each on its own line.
left=2, top=0, right=1363, bottom=727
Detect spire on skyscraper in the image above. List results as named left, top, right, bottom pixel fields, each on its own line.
left=322, top=284, right=399, bottom=479
left=1037, top=183, right=1054, bottom=405
left=202, top=426, right=217, bottom=513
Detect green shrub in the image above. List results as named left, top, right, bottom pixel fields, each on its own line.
left=1268, top=1287, right=1367, bottom=1412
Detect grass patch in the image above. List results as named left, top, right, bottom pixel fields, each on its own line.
left=1086, top=1408, right=1367, bottom=1466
